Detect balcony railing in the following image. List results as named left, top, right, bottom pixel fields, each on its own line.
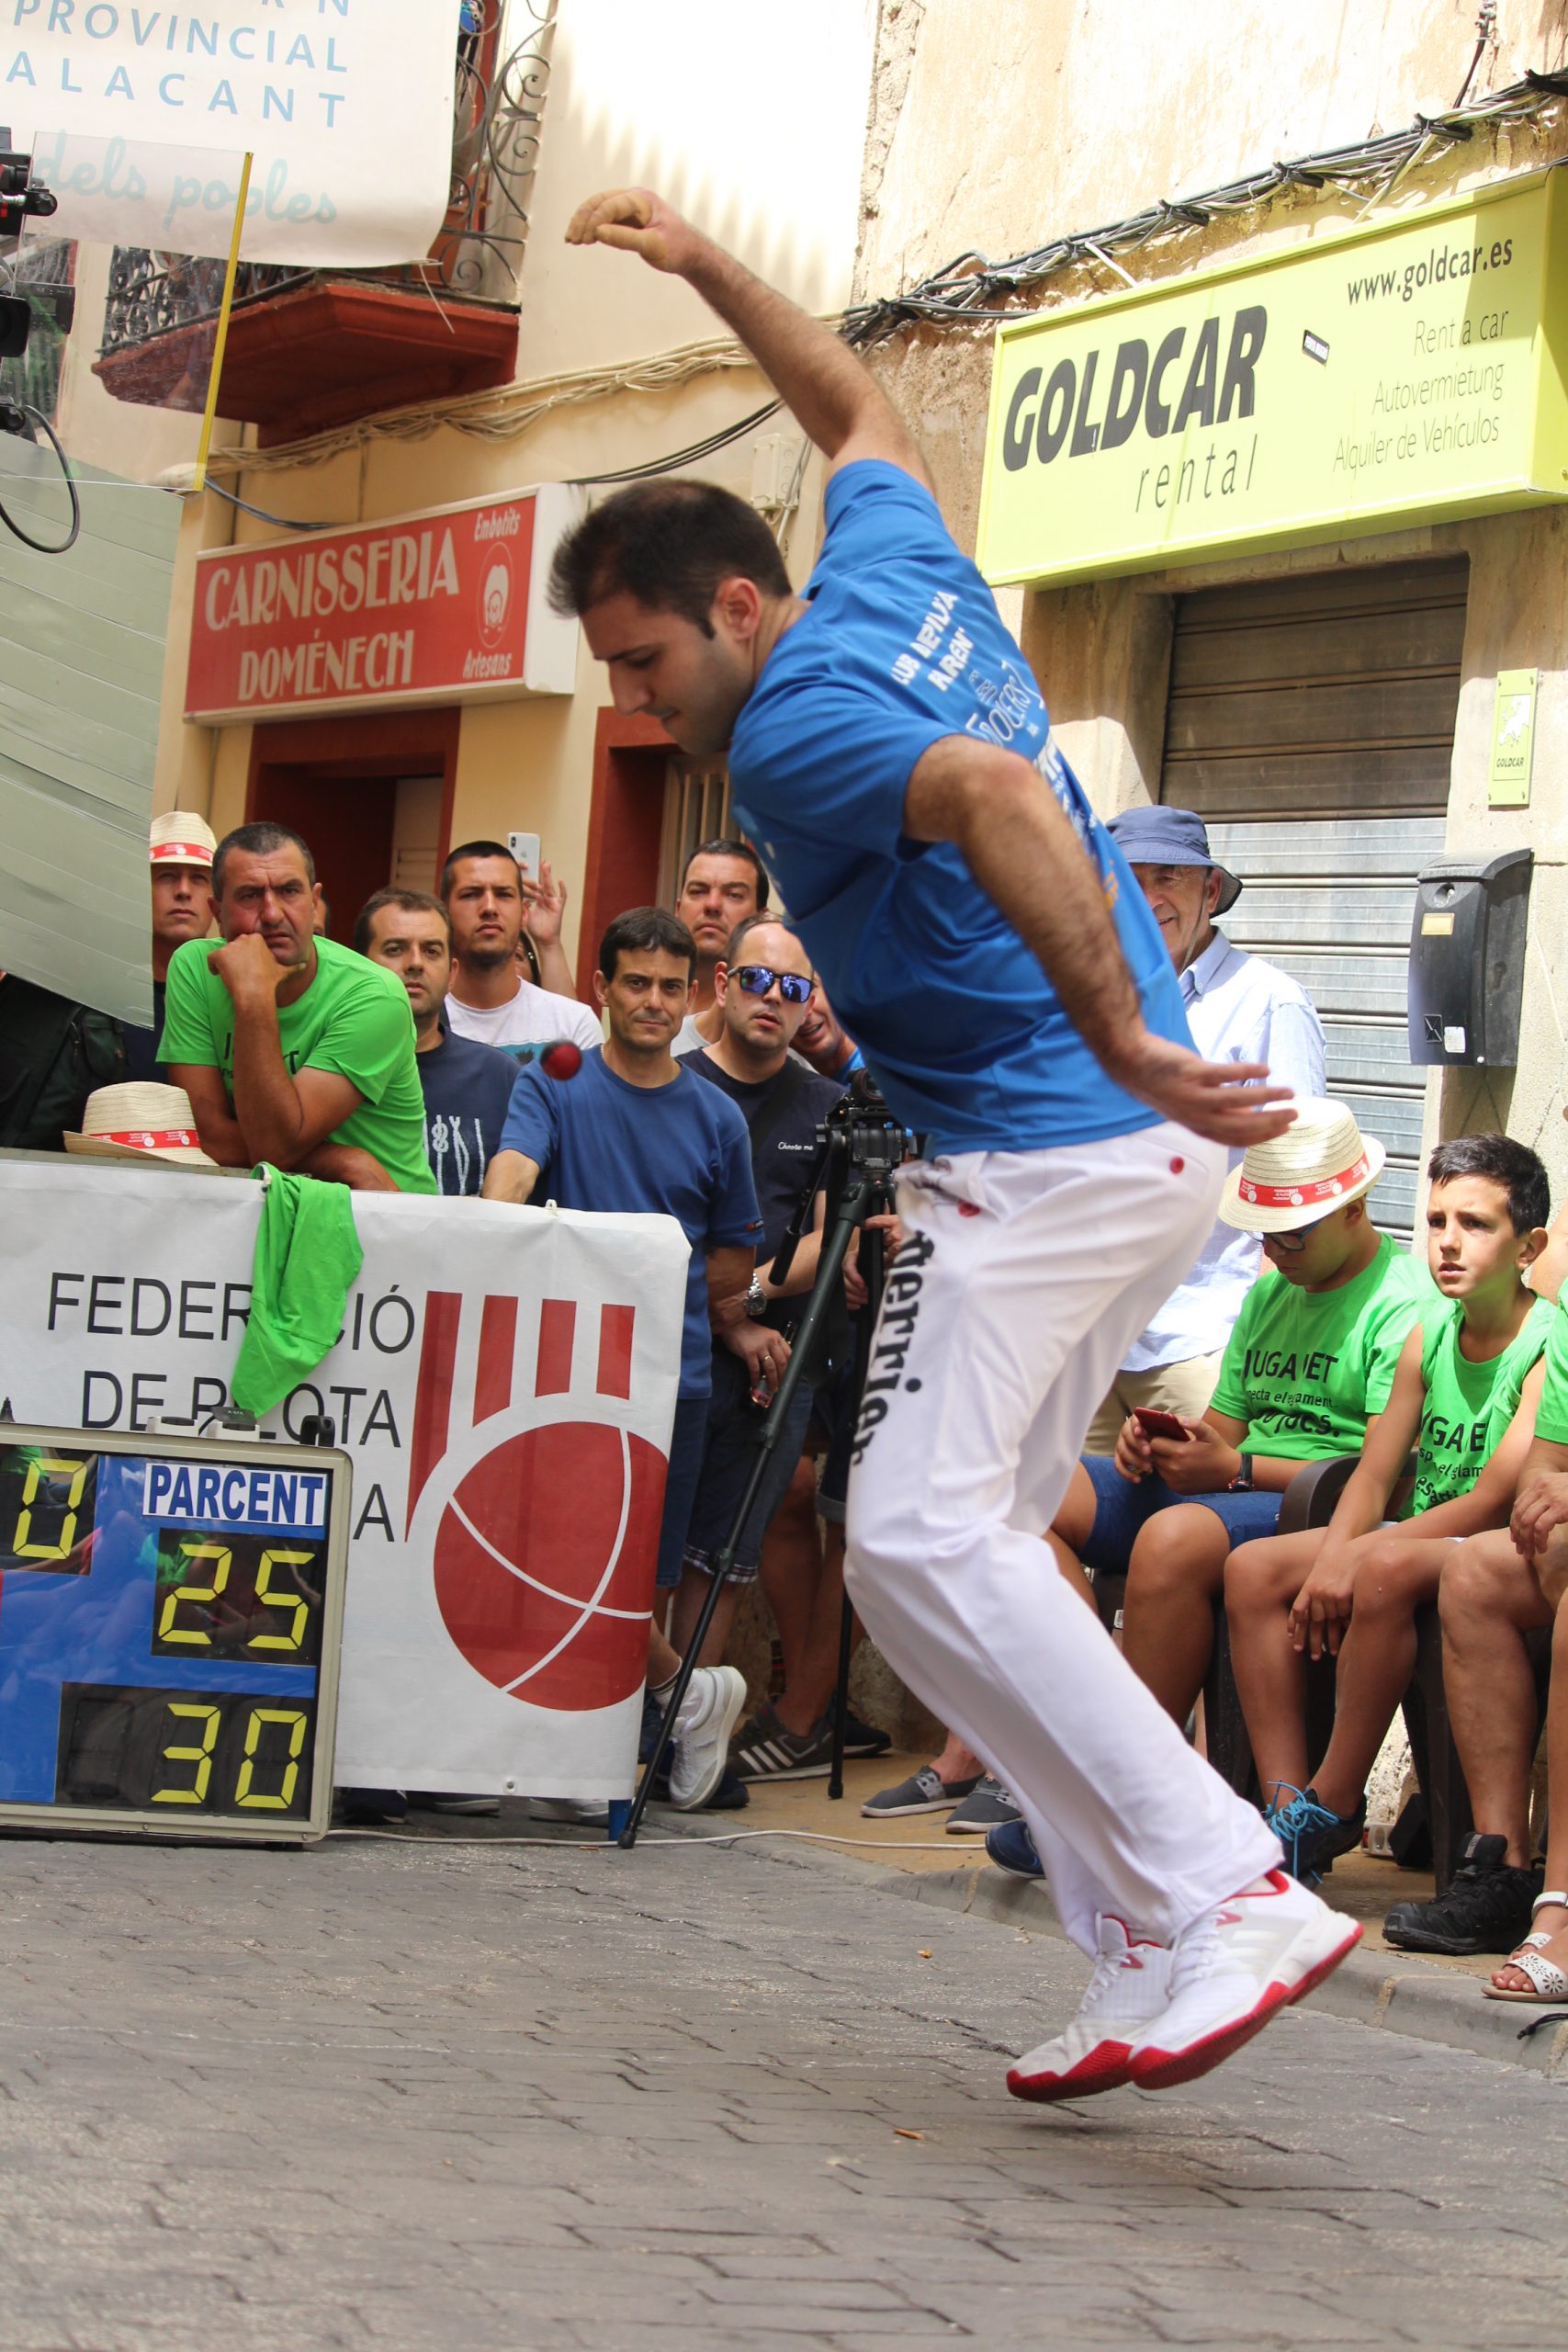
left=94, top=0, right=552, bottom=438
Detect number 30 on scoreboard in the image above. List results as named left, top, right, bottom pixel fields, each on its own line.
left=0, top=1424, right=350, bottom=1845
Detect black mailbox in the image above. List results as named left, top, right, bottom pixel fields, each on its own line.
left=1406, top=847, right=1532, bottom=1067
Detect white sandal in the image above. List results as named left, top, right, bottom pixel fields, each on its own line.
left=1483, top=1890, right=1568, bottom=2004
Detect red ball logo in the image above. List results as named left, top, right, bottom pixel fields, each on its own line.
left=433, top=1423, right=664, bottom=1710
left=540, top=1041, right=582, bottom=1080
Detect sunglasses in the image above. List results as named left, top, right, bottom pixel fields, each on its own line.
left=1267, top=1225, right=1312, bottom=1251
left=732, top=963, right=813, bottom=1006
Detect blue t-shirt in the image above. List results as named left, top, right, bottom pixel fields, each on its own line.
left=416, top=1023, right=517, bottom=1197
left=728, top=460, right=1191, bottom=1154
left=500, top=1047, right=763, bottom=1397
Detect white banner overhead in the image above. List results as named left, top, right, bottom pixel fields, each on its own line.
left=6, top=0, right=464, bottom=265
left=0, top=1156, right=689, bottom=1800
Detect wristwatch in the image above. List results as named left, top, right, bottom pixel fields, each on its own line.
left=1227, top=1453, right=1256, bottom=1493
left=744, top=1277, right=768, bottom=1320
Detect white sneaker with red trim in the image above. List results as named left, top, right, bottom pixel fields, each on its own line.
left=1129, top=1869, right=1360, bottom=2091
left=1007, top=1915, right=1174, bottom=2104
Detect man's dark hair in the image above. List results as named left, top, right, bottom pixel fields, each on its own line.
left=1427, top=1133, right=1550, bottom=1235
left=598, top=907, right=697, bottom=984
left=440, top=839, right=522, bottom=899
left=547, top=479, right=792, bottom=633
left=682, top=835, right=770, bottom=910
left=211, top=820, right=316, bottom=897
left=723, top=911, right=802, bottom=969
left=354, top=888, right=450, bottom=958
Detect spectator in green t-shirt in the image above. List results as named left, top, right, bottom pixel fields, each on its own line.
left=159, top=820, right=435, bottom=1194
left=1380, top=1275, right=1568, bottom=1972
left=1050, top=1101, right=1429, bottom=1733
left=1224, top=1133, right=1551, bottom=1884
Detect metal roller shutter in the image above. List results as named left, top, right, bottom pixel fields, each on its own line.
left=1160, top=559, right=1467, bottom=1246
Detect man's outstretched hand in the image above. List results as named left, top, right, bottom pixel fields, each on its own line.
left=1111, top=1035, right=1297, bottom=1148
left=565, top=187, right=696, bottom=274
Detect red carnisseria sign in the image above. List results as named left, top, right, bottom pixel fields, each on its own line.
left=185, top=495, right=537, bottom=718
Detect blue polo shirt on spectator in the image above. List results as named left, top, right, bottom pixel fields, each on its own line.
left=416, top=1021, right=517, bottom=1197
left=499, top=1047, right=762, bottom=1397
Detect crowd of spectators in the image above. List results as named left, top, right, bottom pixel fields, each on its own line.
left=2, top=800, right=1564, bottom=2005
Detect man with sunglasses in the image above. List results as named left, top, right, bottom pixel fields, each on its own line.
left=671, top=916, right=847, bottom=1684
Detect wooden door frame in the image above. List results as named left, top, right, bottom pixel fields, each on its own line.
left=576, top=707, right=673, bottom=999
left=244, top=707, right=463, bottom=879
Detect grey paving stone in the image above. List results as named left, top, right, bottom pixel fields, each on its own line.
left=1, top=1832, right=1565, bottom=2349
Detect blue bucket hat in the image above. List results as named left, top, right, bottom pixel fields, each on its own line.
left=1107, top=805, right=1241, bottom=914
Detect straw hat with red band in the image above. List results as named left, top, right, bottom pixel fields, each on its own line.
left=1218, top=1096, right=1386, bottom=1236
left=63, top=1083, right=219, bottom=1169
left=149, top=810, right=216, bottom=870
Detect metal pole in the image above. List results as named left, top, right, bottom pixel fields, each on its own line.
left=826, top=1198, right=886, bottom=1799
left=617, top=1170, right=874, bottom=1849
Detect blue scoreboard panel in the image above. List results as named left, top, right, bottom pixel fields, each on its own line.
left=0, top=1425, right=350, bottom=1844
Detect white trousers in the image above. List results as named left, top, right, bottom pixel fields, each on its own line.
left=844, top=1127, right=1280, bottom=1953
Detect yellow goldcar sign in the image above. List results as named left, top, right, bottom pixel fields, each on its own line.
left=976, top=168, right=1568, bottom=587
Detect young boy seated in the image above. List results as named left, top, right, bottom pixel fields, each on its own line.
left=1050, top=1100, right=1430, bottom=1730
left=1224, top=1133, right=1552, bottom=1884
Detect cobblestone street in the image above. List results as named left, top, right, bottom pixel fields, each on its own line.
left=2, top=1823, right=1564, bottom=2350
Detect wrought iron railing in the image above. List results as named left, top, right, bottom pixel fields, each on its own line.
left=99, top=0, right=553, bottom=358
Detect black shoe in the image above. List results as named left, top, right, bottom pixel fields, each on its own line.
left=732, top=1702, right=835, bottom=1781
left=1265, top=1784, right=1366, bottom=1886
left=1383, top=1833, right=1543, bottom=1955
left=339, top=1787, right=407, bottom=1826
left=985, top=1817, right=1043, bottom=1880
left=701, top=1768, right=750, bottom=1813
left=648, top=1761, right=750, bottom=1811
left=829, top=1697, right=891, bottom=1758
left=945, top=1775, right=1022, bottom=1836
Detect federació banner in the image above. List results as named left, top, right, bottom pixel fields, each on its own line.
left=976, top=168, right=1568, bottom=587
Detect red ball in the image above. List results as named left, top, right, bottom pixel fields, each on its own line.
left=540, top=1040, right=582, bottom=1080
left=434, top=1423, right=665, bottom=1710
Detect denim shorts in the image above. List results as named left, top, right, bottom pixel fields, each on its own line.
left=811, top=1351, right=859, bottom=1525
left=682, top=1349, right=816, bottom=1585
left=656, top=1396, right=712, bottom=1589
left=1078, top=1450, right=1283, bottom=1577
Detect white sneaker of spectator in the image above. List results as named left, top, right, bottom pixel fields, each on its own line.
left=1128, top=1870, right=1360, bottom=2090
left=668, top=1665, right=747, bottom=1810
left=1007, top=1916, right=1175, bottom=2103
left=529, top=1797, right=611, bottom=1827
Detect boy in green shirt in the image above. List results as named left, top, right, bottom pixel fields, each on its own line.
left=1053, top=1101, right=1429, bottom=1732
left=160, top=821, right=435, bottom=1195
left=1224, top=1132, right=1551, bottom=1883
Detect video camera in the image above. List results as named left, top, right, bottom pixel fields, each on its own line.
left=0, top=145, right=63, bottom=368
left=815, top=1067, right=908, bottom=1182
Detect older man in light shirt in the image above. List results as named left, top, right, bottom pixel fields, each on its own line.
left=877, top=801, right=1327, bottom=1841
left=1084, top=805, right=1326, bottom=1451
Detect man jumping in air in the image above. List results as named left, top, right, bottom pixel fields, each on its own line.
left=555, top=187, right=1359, bottom=2101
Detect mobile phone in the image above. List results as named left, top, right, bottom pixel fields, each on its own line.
left=507, top=830, right=541, bottom=881
left=1133, top=1407, right=1190, bottom=1442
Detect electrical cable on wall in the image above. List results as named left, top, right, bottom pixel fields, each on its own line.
left=558, top=62, right=1568, bottom=488
left=206, top=481, right=340, bottom=532
left=0, top=401, right=79, bottom=553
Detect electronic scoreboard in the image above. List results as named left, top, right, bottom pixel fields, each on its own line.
left=0, top=1424, right=350, bottom=1844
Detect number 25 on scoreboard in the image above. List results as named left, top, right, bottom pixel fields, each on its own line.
left=152, top=1531, right=323, bottom=1666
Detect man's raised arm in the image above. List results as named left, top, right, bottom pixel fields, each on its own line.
left=566, top=187, right=929, bottom=487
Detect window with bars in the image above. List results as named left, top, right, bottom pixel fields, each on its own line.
left=658, top=758, right=735, bottom=907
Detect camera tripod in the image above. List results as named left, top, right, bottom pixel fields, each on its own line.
left=618, top=1071, right=908, bottom=1849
